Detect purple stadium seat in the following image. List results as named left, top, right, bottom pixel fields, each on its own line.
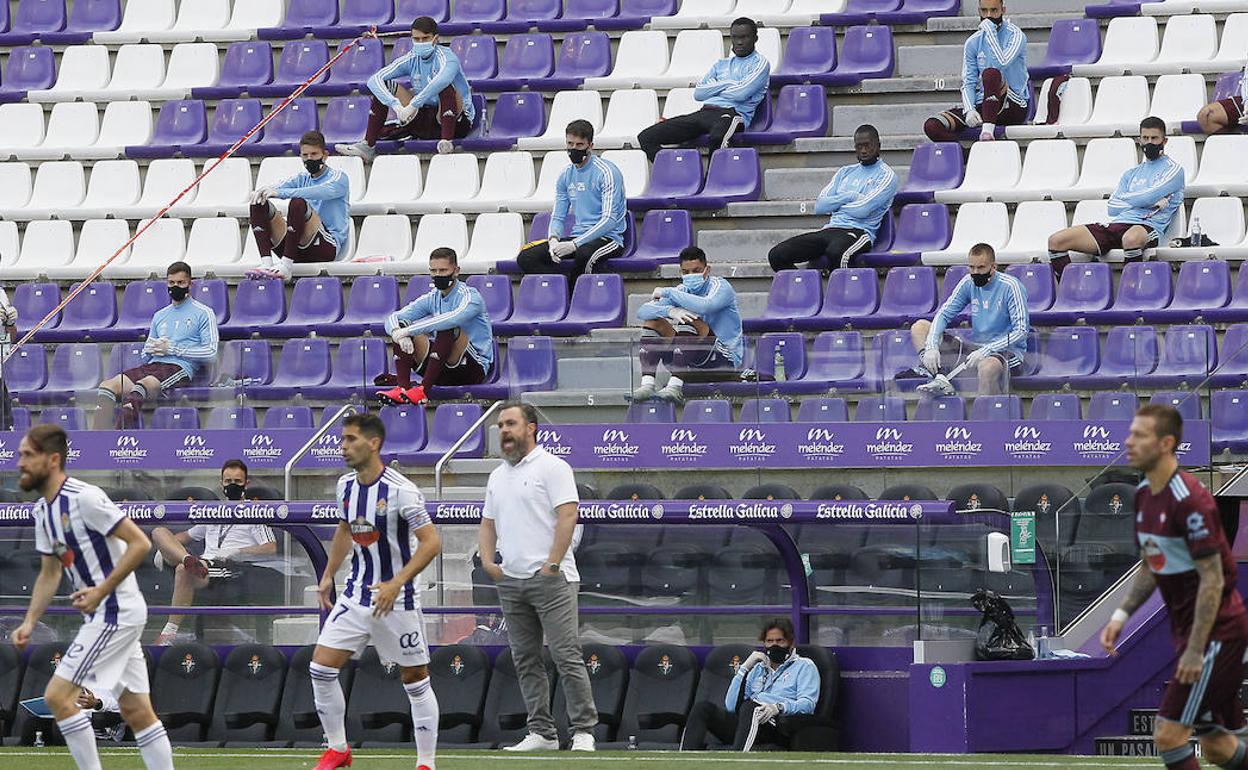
left=245, top=98, right=319, bottom=156
left=311, top=0, right=394, bottom=38
left=744, top=269, right=823, bottom=332
left=10, top=407, right=31, bottom=432
left=797, top=397, right=850, bottom=423
left=1032, top=263, right=1114, bottom=326
left=867, top=266, right=937, bottom=328
left=683, top=399, right=731, bottom=423
left=1075, top=326, right=1157, bottom=389
left=860, top=204, right=951, bottom=268
left=261, top=277, right=344, bottom=338
left=101, top=281, right=169, bottom=341
left=539, top=0, right=617, bottom=32
left=402, top=403, right=484, bottom=464
left=220, top=279, right=287, bottom=339
left=321, top=95, right=372, bottom=145
left=0, top=46, right=56, bottom=103
left=251, top=41, right=331, bottom=98
left=39, top=282, right=117, bottom=343
left=439, top=0, right=506, bottom=35
left=793, top=268, right=880, bottom=331
left=251, top=338, right=332, bottom=400
left=1205, top=262, right=1248, bottom=324
left=876, top=327, right=919, bottom=383
left=841, top=213, right=895, bottom=267
left=193, top=42, right=275, bottom=100
left=39, top=407, right=87, bottom=431
left=914, top=395, right=966, bottom=421
left=1212, top=324, right=1248, bottom=388
left=1030, top=18, right=1102, bottom=80
left=462, top=334, right=557, bottom=399
left=0, top=1, right=8, bottom=31
left=150, top=406, right=199, bottom=430
left=1147, top=260, right=1231, bottom=324
left=542, top=274, right=625, bottom=335
left=895, top=143, right=963, bottom=204
left=1029, top=393, right=1082, bottom=420
left=753, top=333, right=808, bottom=386
left=854, top=395, right=906, bottom=422
left=483, top=0, right=563, bottom=33
left=680, top=147, right=761, bottom=210
left=739, top=85, right=829, bottom=145
left=609, top=209, right=693, bottom=272
left=263, top=405, right=315, bottom=429
left=814, top=26, right=894, bottom=86
left=596, top=0, right=674, bottom=31
left=1005, top=264, right=1056, bottom=313
left=629, top=149, right=703, bottom=210
left=307, top=39, right=386, bottom=96
left=104, top=342, right=143, bottom=379
left=875, top=0, right=959, bottom=24
left=206, top=406, right=258, bottom=430
left=1150, top=391, right=1203, bottom=421
left=1095, top=262, right=1173, bottom=324
left=627, top=401, right=676, bottom=423
left=461, top=91, right=545, bottom=151
left=530, top=31, right=612, bottom=91
left=940, top=265, right=969, bottom=305
left=493, top=275, right=569, bottom=335
left=40, top=0, right=118, bottom=44
left=192, top=279, right=229, bottom=325
left=178, top=339, right=271, bottom=401
left=479, top=33, right=556, bottom=91
left=318, top=276, right=399, bottom=337
left=187, top=99, right=265, bottom=158
left=740, top=398, right=790, bottom=423
left=465, top=274, right=514, bottom=322
left=1015, top=326, right=1098, bottom=388
left=0, top=0, right=67, bottom=46
left=802, top=331, right=869, bottom=391
left=772, top=27, right=836, bottom=87
left=304, top=337, right=390, bottom=399
left=404, top=276, right=436, bottom=304
left=384, top=0, right=450, bottom=30
left=127, top=100, right=208, bottom=159
left=5, top=346, right=47, bottom=397
left=450, top=35, right=500, bottom=81
left=972, top=395, right=1022, bottom=421
left=1086, top=0, right=1153, bottom=20
left=823, top=0, right=901, bottom=27
left=379, top=404, right=429, bottom=455
left=13, top=283, right=61, bottom=332
left=1151, top=324, right=1216, bottom=385
left=38, top=344, right=102, bottom=404
left=259, top=0, right=338, bottom=40
left=1212, top=391, right=1248, bottom=453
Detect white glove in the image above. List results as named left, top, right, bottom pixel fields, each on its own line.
left=549, top=239, right=577, bottom=259
left=740, top=650, right=768, bottom=673
left=396, top=102, right=419, bottom=125
left=651, top=287, right=666, bottom=301
left=921, top=347, right=941, bottom=375
left=390, top=328, right=415, bottom=355
left=0, top=304, right=16, bottom=326
left=668, top=307, right=699, bottom=325
left=249, top=187, right=276, bottom=206
left=754, top=702, right=782, bottom=724
left=965, top=346, right=990, bottom=367
left=963, top=107, right=982, bottom=128
left=145, top=337, right=172, bottom=355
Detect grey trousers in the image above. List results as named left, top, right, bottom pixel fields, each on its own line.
left=496, top=572, right=598, bottom=739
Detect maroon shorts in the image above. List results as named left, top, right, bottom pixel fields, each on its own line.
left=417, top=352, right=488, bottom=386
left=1084, top=222, right=1159, bottom=256
left=121, top=362, right=189, bottom=392
left=1158, top=636, right=1248, bottom=734
left=1217, top=96, right=1245, bottom=123
left=273, top=223, right=337, bottom=263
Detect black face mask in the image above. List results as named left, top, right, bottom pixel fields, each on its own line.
left=766, top=644, right=790, bottom=665
left=988, top=15, right=1003, bottom=25
left=860, top=155, right=879, bottom=166
left=971, top=272, right=992, bottom=288
left=223, top=482, right=246, bottom=501
left=568, top=148, right=589, bottom=165
left=432, top=274, right=455, bottom=291
left=304, top=158, right=325, bottom=175
left=168, top=285, right=189, bottom=302
left=1142, top=143, right=1163, bottom=161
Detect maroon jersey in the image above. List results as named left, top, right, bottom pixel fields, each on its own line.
left=1135, top=470, right=1248, bottom=650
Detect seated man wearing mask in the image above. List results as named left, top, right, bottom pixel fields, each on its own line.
left=150, top=459, right=277, bottom=645
left=680, top=618, right=820, bottom=751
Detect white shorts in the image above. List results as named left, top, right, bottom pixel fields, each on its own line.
left=54, top=622, right=149, bottom=698
left=317, top=599, right=430, bottom=668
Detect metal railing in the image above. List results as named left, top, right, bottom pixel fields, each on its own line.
left=434, top=399, right=504, bottom=497
left=283, top=403, right=359, bottom=501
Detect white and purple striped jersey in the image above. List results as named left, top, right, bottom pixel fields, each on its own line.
left=336, top=467, right=433, bottom=611
left=32, top=478, right=147, bottom=627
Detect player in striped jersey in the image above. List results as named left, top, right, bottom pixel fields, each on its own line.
left=310, top=413, right=442, bottom=770
left=12, top=424, right=174, bottom=770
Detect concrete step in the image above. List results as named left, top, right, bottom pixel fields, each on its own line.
left=763, top=166, right=912, bottom=202
left=557, top=355, right=635, bottom=390
left=897, top=42, right=1048, bottom=78
left=696, top=227, right=807, bottom=263
left=832, top=102, right=947, bottom=137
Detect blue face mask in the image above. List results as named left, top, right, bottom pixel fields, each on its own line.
left=682, top=273, right=707, bottom=292
left=412, top=41, right=435, bottom=57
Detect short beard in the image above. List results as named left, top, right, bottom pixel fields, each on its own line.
left=18, top=471, right=45, bottom=493
left=501, top=444, right=525, bottom=465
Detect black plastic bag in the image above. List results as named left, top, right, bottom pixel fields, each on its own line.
left=972, top=588, right=1034, bottom=661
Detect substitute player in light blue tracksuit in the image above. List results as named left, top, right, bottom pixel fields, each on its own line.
left=515, top=119, right=627, bottom=280
left=768, top=124, right=898, bottom=272
left=910, top=242, right=1030, bottom=396
left=1048, top=116, right=1185, bottom=277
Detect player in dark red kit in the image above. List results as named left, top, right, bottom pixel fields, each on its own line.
left=1101, top=404, right=1248, bottom=770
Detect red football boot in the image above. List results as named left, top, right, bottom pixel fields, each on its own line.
left=314, top=746, right=352, bottom=770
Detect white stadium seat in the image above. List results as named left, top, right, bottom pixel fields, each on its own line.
left=15, top=161, right=87, bottom=221
left=0, top=104, right=48, bottom=160
left=176, top=158, right=253, bottom=218
left=47, top=218, right=131, bottom=280
left=517, top=90, right=604, bottom=151
left=450, top=151, right=536, bottom=213
left=0, top=162, right=33, bottom=211
left=602, top=149, right=650, bottom=198
left=996, top=201, right=1069, bottom=263
left=112, top=217, right=186, bottom=278
left=113, top=158, right=196, bottom=220
left=254, top=156, right=302, bottom=191
left=1156, top=197, right=1247, bottom=260
left=96, top=44, right=168, bottom=100
left=1142, top=0, right=1238, bottom=15
left=1164, top=135, right=1199, bottom=186
left=1202, top=13, right=1248, bottom=73
left=650, top=0, right=736, bottom=29
left=584, top=31, right=669, bottom=90
left=996, top=139, right=1079, bottom=203
left=1007, top=77, right=1093, bottom=140
left=132, top=43, right=221, bottom=101
left=399, top=154, right=480, bottom=214
left=1074, top=17, right=1159, bottom=77
left=404, top=213, right=469, bottom=274
left=72, top=159, right=143, bottom=220
left=81, top=101, right=155, bottom=160
left=595, top=90, right=660, bottom=150
left=935, top=141, right=1022, bottom=203
left=0, top=221, right=18, bottom=268
left=1066, top=137, right=1139, bottom=201
left=355, top=155, right=423, bottom=216
left=1187, top=135, right=1248, bottom=197
left=353, top=214, right=414, bottom=261
left=756, top=0, right=845, bottom=27
left=662, top=88, right=702, bottom=120
left=1062, top=76, right=1151, bottom=138
left=1136, top=14, right=1217, bottom=74
left=637, top=30, right=725, bottom=89
left=27, top=46, right=111, bottom=103
left=463, top=212, right=524, bottom=272
left=1147, top=74, right=1208, bottom=131
left=148, top=0, right=232, bottom=43
left=921, top=202, right=1010, bottom=265
left=18, top=102, right=99, bottom=161
left=94, top=0, right=177, bottom=45
left=327, top=156, right=366, bottom=204
left=205, top=0, right=285, bottom=43
left=757, top=28, right=782, bottom=70
left=10, top=219, right=77, bottom=278
left=511, top=151, right=572, bottom=213
left=184, top=217, right=244, bottom=270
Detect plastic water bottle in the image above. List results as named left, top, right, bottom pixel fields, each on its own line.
left=1027, top=628, right=1037, bottom=658
left=627, top=735, right=638, bottom=750
left=773, top=349, right=786, bottom=382
left=1037, top=626, right=1052, bottom=660
left=1190, top=216, right=1202, bottom=246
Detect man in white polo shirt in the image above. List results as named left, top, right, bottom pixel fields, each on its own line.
left=478, top=402, right=597, bottom=753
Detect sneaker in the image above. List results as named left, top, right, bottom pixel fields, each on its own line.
left=570, top=732, right=596, bottom=752
left=402, top=385, right=428, bottom=405
left=656, top=381, right=684, bottom=404
left=335, top=140, right=376, bottom=161
left=979, top=128, right=995, bottom=142
left=376, top=386, right=409, bottom=405
left=630, top=383, right=657, bottom=402
left=245, top=263, right=291, bottom=283
left=503, top=733, right=559, bottom=752
left=314, top=747, right=352, bottom=770
left=436, top=139, right=454, bottom=155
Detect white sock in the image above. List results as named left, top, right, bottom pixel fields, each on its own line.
left=135, top=721, right=174, bottom=770
left=640, top=374, right=655, bottom=387
left=981, top=121, right=995, bottom=134
left=405, top=678, right=439, bottom=769
left=310, top=662, right=349, bottom=752
left=667, top=375, right=684, bottom=388
left=160, top=622, right=178, bottom=636
left=57, top=712, right=102, bottom=770
left=280, top=257, right=294, bottom=273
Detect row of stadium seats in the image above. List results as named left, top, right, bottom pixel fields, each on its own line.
left=1071, top=14, right=1248, bottom=76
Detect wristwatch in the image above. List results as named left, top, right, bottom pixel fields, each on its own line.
left=546, top=562, right=561, bottom=573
